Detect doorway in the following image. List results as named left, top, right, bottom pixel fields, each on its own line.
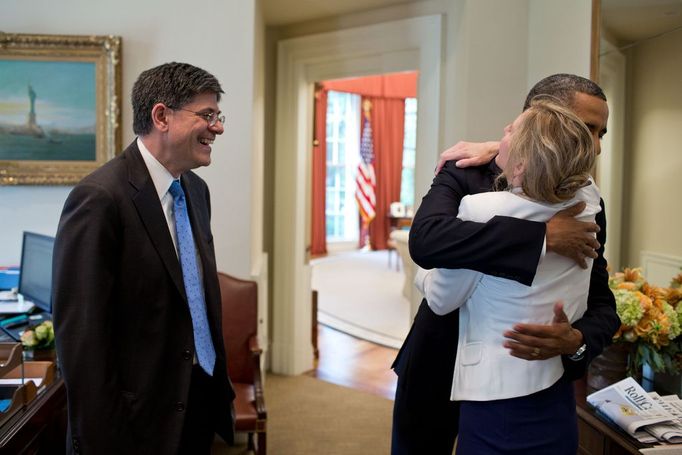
left=310, top=74, right=418, bottom=349
left=271, top=15, right=442, bottom=375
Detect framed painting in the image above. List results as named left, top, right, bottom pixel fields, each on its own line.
left=0, top=32, right=121, bottom=185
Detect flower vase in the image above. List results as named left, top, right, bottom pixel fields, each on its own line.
left=587, top=342, right=639, bottom=394
left=31, top=348, right=56, bottom=361
left=22, top=346, right=56, bottom=362
left=643, top=363, right=682, bottom=396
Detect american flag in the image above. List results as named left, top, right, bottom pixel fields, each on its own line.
left=355, top=115, right=376, bottom=223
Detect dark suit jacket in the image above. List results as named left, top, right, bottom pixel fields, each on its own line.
left=391, top=160, right=619, bottom=448
left=52, top=141, right=235, bottom=454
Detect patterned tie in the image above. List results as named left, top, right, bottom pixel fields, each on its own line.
left=168, top=180, right=216, bottom=376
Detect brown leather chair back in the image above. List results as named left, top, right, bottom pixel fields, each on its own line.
left=218, top=272, right=258, bottom=384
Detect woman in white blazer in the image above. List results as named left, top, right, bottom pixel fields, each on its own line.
left=414, top=97, right=598, bottom=454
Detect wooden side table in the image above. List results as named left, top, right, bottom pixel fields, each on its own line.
left=0, top=377, right=67, bottom=454
left=576, top=404, right=644, bottom=455
left=575, top=378, right=650, bottom=455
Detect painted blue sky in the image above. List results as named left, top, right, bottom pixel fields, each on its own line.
left=0, top=59, right=96, bottom=131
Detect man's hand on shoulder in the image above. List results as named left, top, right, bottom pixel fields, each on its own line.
left=503, top=302, right=583, bottom=361
left=434, top=141, right=499, bottom=174
left=546, top=202, right=600, bottom=269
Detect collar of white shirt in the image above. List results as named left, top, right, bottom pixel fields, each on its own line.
left=137, top=137, right=176, bottom=200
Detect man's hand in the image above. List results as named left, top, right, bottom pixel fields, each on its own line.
left=503, top=302, right=583, bottom=361
left=434, top=141, right=499, bottom=174
left=546, top=202, right=600, bottom=269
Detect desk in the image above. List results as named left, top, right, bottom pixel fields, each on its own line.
left=0, top=368, right=67, bottom=454
left=388, top=216, right=412, bottom=231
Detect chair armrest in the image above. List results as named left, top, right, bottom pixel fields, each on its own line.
left=249, top=335, right=267, bottom=419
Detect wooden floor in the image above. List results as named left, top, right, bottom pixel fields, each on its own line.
left=305, top=324, right=399, bottom=400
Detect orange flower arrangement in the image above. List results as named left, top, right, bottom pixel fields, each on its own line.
left=609, top=268, right=682, bottom=375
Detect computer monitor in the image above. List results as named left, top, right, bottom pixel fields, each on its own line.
left=18, top=232, right=55, bottom=313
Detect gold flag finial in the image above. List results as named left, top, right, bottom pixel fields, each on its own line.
left=362, top=99, right=372, bottom=120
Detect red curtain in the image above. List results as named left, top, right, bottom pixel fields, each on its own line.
left=310, top=72, right=416, bottom=253
left=310, top=88, right=328, bottom=256
left=367, top=96, right=405, bottom=250
left=321, top=73, right=417, bottom=99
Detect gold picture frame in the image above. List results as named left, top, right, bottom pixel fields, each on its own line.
left=0, top=32, right=121, bottom=185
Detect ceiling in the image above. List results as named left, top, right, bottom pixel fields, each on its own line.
left=602, top=0, right=682, bottom=44
left=261, top=0, right=425, bottom=26
left=261, top=0, right=682, bottom=46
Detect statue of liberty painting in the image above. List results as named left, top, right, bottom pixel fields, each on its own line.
left=25, top=84, right=45, bottom=137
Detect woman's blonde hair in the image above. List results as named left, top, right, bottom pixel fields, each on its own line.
left=501, top=96, right=596, bottom=203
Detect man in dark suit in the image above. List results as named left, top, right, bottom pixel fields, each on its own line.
left=53, top=62, right=234, bottom=454
left=391, top=74, right=621, bottom=454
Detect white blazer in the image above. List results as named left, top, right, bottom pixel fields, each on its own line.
left=414, top=179, right=601, bottom=401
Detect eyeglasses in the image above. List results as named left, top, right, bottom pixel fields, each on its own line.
left=172, top=107, right=225, bottom=127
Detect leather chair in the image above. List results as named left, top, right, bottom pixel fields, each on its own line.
left=218, top=272, right=267, bottom=455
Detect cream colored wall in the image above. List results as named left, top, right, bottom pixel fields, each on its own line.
left=446, top=0, right=528, bottom=145
left=0, top=0, right=262, bottom=280
left=527, top=0, right=592, bottom=90
left=624, top=27, right=682, bottom=266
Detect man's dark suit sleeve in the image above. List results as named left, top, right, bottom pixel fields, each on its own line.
left=562, top=199, right=620, bottom=379
left=52, top=183, right=134, bottom=453
left=409, top=161, right=545, bottom=285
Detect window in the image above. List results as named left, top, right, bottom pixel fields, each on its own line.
left=400, top=97, right=417, bottom=210
left=325, top=91, right=361, bottom=242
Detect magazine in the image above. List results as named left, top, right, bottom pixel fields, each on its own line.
left=587, top=377, right=682, bottom=444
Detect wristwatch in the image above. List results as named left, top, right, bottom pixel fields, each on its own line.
left=568, top=343, right=587, bottom=361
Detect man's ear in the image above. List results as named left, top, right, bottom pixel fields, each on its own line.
left=151, top=103, right=170, bottom=132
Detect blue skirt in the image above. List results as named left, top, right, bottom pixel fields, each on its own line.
left=457, top=378, right=577, bottom=454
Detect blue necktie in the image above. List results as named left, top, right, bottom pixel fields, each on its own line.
left=168, top=180, right=216, bottom=376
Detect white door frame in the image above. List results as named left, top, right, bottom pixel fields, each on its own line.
left=272, top=15, right=443, bottom=374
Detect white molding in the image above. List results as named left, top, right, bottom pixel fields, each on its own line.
left=272, top=15, right=443, bottom=374
left=598, top=42, right=626, bottom=271
left=250, top=251, right=269, bottom=368
left=640, top=251, right=682, bottom=287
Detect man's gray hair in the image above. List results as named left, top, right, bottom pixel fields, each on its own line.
left=132, top=62, right=224, bottom=135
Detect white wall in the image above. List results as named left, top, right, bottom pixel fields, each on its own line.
left=445, top=0, right=529, bottom=147
left=527, top=0, right=592, bottom=89
left=1, top=0, right=259, bottom=279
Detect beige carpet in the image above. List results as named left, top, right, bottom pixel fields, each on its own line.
left=311, top=250, right=410, bottom=348
left=213, top=374, right=393, bottom=454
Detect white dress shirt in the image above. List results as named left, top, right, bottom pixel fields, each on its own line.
left=414, top=178, right=601, bottom=401
left=137, top=138, right=179, bottom=255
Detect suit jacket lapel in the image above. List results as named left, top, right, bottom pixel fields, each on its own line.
left=125, top=142, right=187, bottom=301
